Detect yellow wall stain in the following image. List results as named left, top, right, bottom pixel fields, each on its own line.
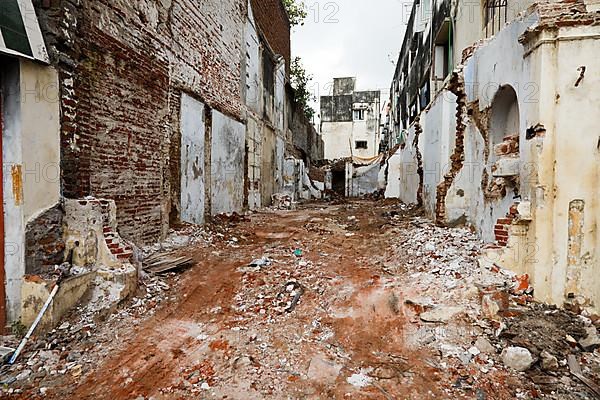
left=11, top=164, right=24, bottom=206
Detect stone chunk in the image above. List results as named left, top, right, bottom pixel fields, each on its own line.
left=540, top=350, right=559, bottom=371
left=420, top=306, right=463, bottom=323
left=501, top=347, right=535, bottom=372
left=474, top=337, right=495, bottom=354
left=307, top=355, right=342, bottom=384
left=492, top=157, right=520, bottom=177
left=579, top=326, right=600, bottom=351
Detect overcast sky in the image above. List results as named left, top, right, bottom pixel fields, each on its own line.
left=291, top=0, right=410, bottom=114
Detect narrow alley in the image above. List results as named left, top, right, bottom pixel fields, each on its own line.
left=1, top=0, right=600, bottom=398
left=2, top=199, right=598, bottom=399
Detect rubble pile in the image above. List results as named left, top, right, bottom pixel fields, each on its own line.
left=0, top=273, right=177, bottom=397
left=0, top=200, right=598, bottom=399
left=143, top=214, right=250, bottom=259
left=270, top=193, right=296, bottom=210
left=234, top=248, right=324, bottom=320
left=384, top=210, right=600, bottom=399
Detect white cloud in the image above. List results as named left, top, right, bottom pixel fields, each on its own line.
left=292, top=0, right=410, bottom=115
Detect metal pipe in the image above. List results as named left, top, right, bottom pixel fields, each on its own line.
left=9, top=283, right=60, bottom=364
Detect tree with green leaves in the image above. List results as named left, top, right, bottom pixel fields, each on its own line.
left=282, top=0, right=307, bottom=27
left=290, top=57, right=316, bottom=121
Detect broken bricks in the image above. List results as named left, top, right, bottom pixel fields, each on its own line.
left=276, top=281, right=305, bottom=313
left=479, top=286, right=510, bottom=320
left=3, top=200, right=600, bottom=399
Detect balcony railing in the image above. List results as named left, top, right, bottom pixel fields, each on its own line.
left=484, top=0, right=508, bottom=37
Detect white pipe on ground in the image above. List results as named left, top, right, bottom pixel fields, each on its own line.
left=9, top=283, right=60, bottom=364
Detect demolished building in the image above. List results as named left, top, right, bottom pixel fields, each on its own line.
left=386, top=0, right=600, bottom=312
left=0, top=0, right=323, bottom=329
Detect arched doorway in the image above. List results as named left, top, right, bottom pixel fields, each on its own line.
left=483, top=85, right=521, bottom=245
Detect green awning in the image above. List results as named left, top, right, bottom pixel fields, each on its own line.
left=0, top=0, right=48, bottom=63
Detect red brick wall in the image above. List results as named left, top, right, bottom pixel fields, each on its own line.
left=249, top=0, right=291, bottom=76
left=37, top=0, right=246, bottom=244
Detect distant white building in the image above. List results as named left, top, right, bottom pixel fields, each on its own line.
left=320, top=78, right=381, bottom=160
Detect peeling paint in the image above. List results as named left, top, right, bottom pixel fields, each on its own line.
left=435, top=70, right=467, bottom=225
left=11, top=164, right=24, bottom=206
left=565, top=199, right=585, bottom=297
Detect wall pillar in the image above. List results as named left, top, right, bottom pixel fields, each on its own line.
left=1, top=59, right=25, bottom=323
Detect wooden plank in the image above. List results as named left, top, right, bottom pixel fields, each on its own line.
left=144, top=256, right=194, bottom=274
left=144, top=256, right=190, bottom=269
left=568, top=354, right=600, bottom=398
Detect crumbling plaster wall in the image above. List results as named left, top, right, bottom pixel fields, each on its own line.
left=248, top=0, right=291, bottom=76
left=350, top=163, right=381, bottom=197
left=387, top=8, right=600, bottom=311
left=245, top=5, right=264, bottom=210
left=19, top=61, right=61, bottom=222
left=1, top=59, right=62, bottom=321
left=385, top=125, right=420, bottom=204
left=526, top=24, right=600, bottom=310
left=245, top=2, right=263, bottom=116
left=260, top=126, right=277, bottom=206
left=246, top=116, right=262, bottom=210
left=243, top=2, right=289, bottom=209
left=2, top=59, right=26, bottom=323
left=419, top=91, right=457, bottom=218
left=289, top=96, right=322, bottom=163
left=282, top=157, right=315, bottom=201
left=445, top=15, right=539, bottom=239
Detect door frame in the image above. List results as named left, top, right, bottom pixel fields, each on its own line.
left=0, top=70, right=6, bottom=331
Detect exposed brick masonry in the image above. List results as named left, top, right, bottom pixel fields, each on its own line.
left=413, top=116, right=424, bottom=207
left=36, top=0, right=246, bottom=245
left=249, top=0, right=291, bottom=76
left=494, top=204, right=519, bottom=247
left=435, top=70, right=467, bottom=225
left=24, top=204, right=65, bottom=275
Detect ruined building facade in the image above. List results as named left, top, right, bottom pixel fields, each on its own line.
left=0, top=0, right=322, bottom=327
left=320, top=78, right=381, bottom=160
left=386, top=0, right=600, bottom=312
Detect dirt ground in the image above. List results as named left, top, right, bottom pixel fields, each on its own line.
left=2, top=200, right=599, bottom=399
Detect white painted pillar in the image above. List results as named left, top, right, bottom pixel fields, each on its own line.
left=2, top=60, right=25, bottom=322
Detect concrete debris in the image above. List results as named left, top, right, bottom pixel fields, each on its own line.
left=249, top=257, right=272, bottom=268
left=540, top=350, right=559, bottom=371
left=276, top=281, right=304, bottom=313
left=271, top=193, right=295, bottom=210
left=0, top=269, right=177, bottom=394
left=420, top=306, right=463, bottom=323
left=307, top=355, right=342, bottom=384
left=143, top=254, right=194, bottom=274
left=579, top=326, right=600, bottom=351
left=346, top=372, right=373, bottom=388
left=568, top=354, right=600, bottom=398
left=501, top=347, right=536, bottom=372
left=475, top=337, right=496, bottom=354
left=2, top=200, right=599, bottom=399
